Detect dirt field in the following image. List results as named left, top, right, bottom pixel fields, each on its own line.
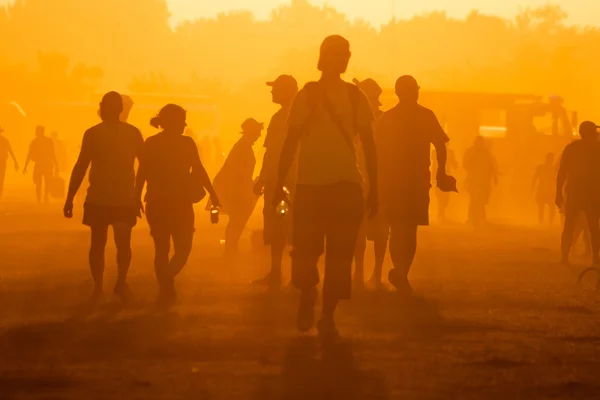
left=1, top=203, right=600, bottom=399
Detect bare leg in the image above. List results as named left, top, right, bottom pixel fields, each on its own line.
left=113, top=223, right=133, bottom=301
left=388, top=223, right=418, bottom=293
left=584, top=209, right=600, bottom=265
left=561, top=207, right=578, bottom=265
left=370, top=234, right=388, bottom=287
left=89, top=224, right=109, bottom=294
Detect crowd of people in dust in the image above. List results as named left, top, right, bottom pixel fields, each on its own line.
left=1, top=35, right=599, bottom=337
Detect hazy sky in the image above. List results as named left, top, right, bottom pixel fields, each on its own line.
left=0, top=0, right=594, bottom=27
left=165, top=0, right=595, bottom=27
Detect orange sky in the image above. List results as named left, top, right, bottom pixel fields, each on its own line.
left=0, top=0, right=595, bottom=27
left=165, top=0, right=595, bottom=27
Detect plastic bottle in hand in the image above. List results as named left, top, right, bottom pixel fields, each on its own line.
left=210, top=205, right=219, bottom=224
left=276, top=187, right=290, bottom=217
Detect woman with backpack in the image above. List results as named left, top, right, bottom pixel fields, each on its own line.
left=136, top=104, right=220, bottom=306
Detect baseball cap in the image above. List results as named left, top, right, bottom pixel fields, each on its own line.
left=241, top=118, right=264, bottom=133
left=353, top=78, right=382, bottom=106
left=267, top=75, right=298, bottom=92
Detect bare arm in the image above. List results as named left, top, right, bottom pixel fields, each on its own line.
left=65, top=133, right=92, bottom=204
left=192, top=144, right=219, bottom=203
left=65, top=148, right=90, bottom=204
left=23, top=143, right=32, bottom=173
left=7, top=142, right=18, bottom=168
left=434, top=143, right=448, bottom=178
left=556, top=153, right=568, bottom=204
left=358, top=123, right=378, bottom=196
left=275, top=126, right=302, bottom=192
left=134, top=158, right=147, bottom=204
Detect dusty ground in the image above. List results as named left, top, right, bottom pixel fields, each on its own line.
left=1, top=203, right=600, bottom=399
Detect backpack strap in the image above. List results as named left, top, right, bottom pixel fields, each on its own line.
left=301, top=81, right=360, bottom=152
left=347, top=82, right=360, bottom=133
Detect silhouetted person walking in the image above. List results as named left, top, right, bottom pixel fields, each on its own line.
left=136, top=104, right=220, bottom=306
left=23, top=126, right=58, bottom=204
left=532, top=153, right=557, bottom=225
left=63, top=92, right=144, bottom=304
left=351, top=77, right=384, bottom=289
left=253, top=74, right=299, bottom=289
left=212, top=119, right=262, bottom=254
left=556, top=121, right=600, bottom=265
left=463, top=136, right=498, bottom=227
left=433, top=147, right=458, bottom=223
left=0, top=126, right=19, bottom=200
left=275, top=35, right=378, bottom=336
left=377, top=75, right=455, bottom=295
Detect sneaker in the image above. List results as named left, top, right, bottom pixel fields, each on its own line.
left=87, top=289, right=104, bottom=306
left=388, top=269, right=413, bottom=296
left=297, top=288, right=318, bottom=333
left=113, top=283, right=132, bottom=304
left=156, top=284, right=177, bottom=309
left=367, top=274, right=384, bottom=291
left=316, top=316, right=338, bottom=339
left=252, top=273, right=282, bottom=290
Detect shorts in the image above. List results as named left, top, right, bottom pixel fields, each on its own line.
left=83, top=203, right=138, bottom=228
left=291, top=182, right=364, bottom=300
left=383, top=188, right=431, bottom=226
left=146, top=202, right=195, bottom=235
left=33, top=166, right=52, bottom=186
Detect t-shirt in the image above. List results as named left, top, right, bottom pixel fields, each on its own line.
left=559, top=139, right=600, bottom=202
left=0, top=137, right=10, bottom=161
left=376, top=103, right=449, bottom=195
left=81, top=121, right=144, bottom=207
left=262, top=106, right=291, bottom=185
left=287, top=80, right=374, bottom=186
left=29, top=136, right=55, bottom=169
left=140, top=132, right=201, bottom=205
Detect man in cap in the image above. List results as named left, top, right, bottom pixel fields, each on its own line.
left=556, top=121, right=600, bottom=265
left=376, top=75, right=456, bottom=295
left=352, top=77, right=386, bottom=289
left=253, top=74, right=299, bottom=289
left=275, top=35, right=378, bottom=336
left=64, top=91, right=144, bottom=304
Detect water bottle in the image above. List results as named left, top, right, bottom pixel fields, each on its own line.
left=210, top=205, right=219, bottom=224
left=276, top=186, right=290, bottom=217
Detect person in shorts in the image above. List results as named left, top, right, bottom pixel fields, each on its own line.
left=253, top=74, right=299, bottom=289
left=63, top=92, right=144, bottom=304
left=136, top=104, right=220, bottom=306
left=376, top=75, right=455, bottom=295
